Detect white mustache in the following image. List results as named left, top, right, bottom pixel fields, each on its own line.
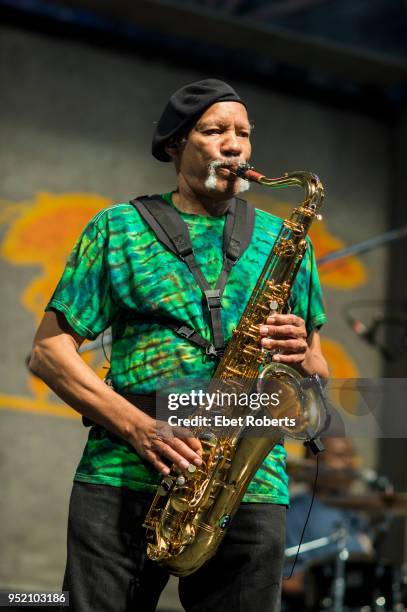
left=209, top=159, right=246, bottom=170
left=205, top=159, right=251, bottom=194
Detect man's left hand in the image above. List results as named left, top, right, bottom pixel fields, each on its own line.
left=259, top=313, right=308, bottom=366
left=259, top=314, right=329, bottom=378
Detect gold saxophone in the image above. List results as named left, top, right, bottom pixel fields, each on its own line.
left=143, top=166, right=327, bottom=576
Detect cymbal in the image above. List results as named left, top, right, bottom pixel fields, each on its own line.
left=319, top=492, right=407, bottom=516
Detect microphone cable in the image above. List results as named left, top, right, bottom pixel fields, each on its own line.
left=283, top=453, right=320, bottom=581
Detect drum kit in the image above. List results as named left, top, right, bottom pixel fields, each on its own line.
left=284, top=458, right=407, bottom=612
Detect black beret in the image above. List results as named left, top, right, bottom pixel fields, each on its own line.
left=152, top=79, right=246, bottom=162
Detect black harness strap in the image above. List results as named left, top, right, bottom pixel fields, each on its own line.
left=130, top=194, right=254, bottom=358
left=161, top=318, right=219, bottom=359
left=217, top=196, right=254, bottom=294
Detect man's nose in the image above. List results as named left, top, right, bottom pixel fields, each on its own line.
left=221, top=132, right=243, bottom=156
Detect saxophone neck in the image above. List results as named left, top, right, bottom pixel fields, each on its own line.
left=236, top=165, right=324, bottom=214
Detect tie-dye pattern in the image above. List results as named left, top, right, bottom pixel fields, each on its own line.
left=46, top=193, right=326, bottom=504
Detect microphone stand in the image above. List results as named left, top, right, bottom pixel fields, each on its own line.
left=316, top=226, right=407, bottom=360
left=317, top=226, right=407, bottom=267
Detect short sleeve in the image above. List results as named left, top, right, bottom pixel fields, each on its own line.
left=290, top=238, right=327, bottom=336
left=45, top=213, right=118, bottom=340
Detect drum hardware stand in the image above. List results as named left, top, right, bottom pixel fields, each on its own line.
left=371, top=510, right=403, bottom=611
left=285, top=524, right=350, bottom=612
left=332, top=522, right=349, bottom=612
left=285, top=525, right=349, bottom=559
left=367, top=473, right=400, bottom=611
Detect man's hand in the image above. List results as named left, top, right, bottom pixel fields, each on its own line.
left=259, top=314, right=329, bottom=378
left=125, top=413, right=203, bottom=476
left=29, top=311, right=203, bottom=478
left=260, top=314, right=308, bottom=365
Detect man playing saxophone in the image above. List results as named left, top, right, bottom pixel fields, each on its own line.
left=29, top=79, right=329, bottom=612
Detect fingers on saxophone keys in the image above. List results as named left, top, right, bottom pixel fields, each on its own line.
left=271, top=353, right=306, bottom=364
left=168, top=437, right=203, bottom=466
left=266, top=314, right=305, bottom=327
left=261, top=338, right=307, bottom=352
left=145, top=449, right=171, bottom=476
left=261, top=325, right=307, bottom=339
left=153, top=437, right=202, bottom=472
left=184, top=436, right=203, bottom=457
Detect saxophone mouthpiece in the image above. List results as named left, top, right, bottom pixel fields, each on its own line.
left=235, top=164, right=265, bottom=183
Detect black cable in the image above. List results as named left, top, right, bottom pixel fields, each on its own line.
left=283, top=453, right=320, bottom=580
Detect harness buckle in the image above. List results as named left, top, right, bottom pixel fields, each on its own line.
left=205, top=344, right=219, bottom=359
left=176, top=326, right=195, bottom=340
left=204, top=289, right=222, bottom=310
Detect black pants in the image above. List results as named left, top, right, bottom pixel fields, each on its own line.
left=63, top=482, right=286, bottom=612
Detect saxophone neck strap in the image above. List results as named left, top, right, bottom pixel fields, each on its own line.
left=129, top=194, right=255, bottom=357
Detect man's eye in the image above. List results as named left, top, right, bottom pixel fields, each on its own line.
left=238, top=132, right=250, bottom=138
left=204, top=129, right=222, bottom=135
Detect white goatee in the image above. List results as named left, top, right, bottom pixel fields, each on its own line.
left=204, top=160, right=250, bottom=194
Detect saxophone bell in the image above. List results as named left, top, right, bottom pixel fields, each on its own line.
left=258, top=363, right=329, bottom=441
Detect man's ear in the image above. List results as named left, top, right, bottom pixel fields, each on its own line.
left=165, top=134, right=188, bottom=161
left=164, top=141, right=179, bottom=161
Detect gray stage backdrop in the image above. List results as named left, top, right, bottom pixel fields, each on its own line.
left=0, top=24, right=390, bottom=596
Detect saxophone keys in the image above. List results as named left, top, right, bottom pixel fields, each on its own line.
left=175, top=464, right=197, bottom=486
left=225, top=365, right=244, bottom=376
left=248, top=325, right=261, bottom=336
left=158, top=477, right=173, bottom=496
left=219, top=514, right=231, bottom=529
left=243, top=345, right=262, bottom=360
left=243, top=345, right=263, bottom=363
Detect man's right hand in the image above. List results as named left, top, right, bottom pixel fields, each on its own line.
left=30, top=311, right=203, bottom=478
left=125, top=412, right=203, bottom=476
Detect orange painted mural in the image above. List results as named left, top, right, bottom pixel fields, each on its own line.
left=0, top=192, right=112, bottom=419
left=0, top=191, right=366, bottom=421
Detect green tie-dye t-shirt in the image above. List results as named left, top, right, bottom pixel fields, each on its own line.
left=46, top=193, right=326, bottom=504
